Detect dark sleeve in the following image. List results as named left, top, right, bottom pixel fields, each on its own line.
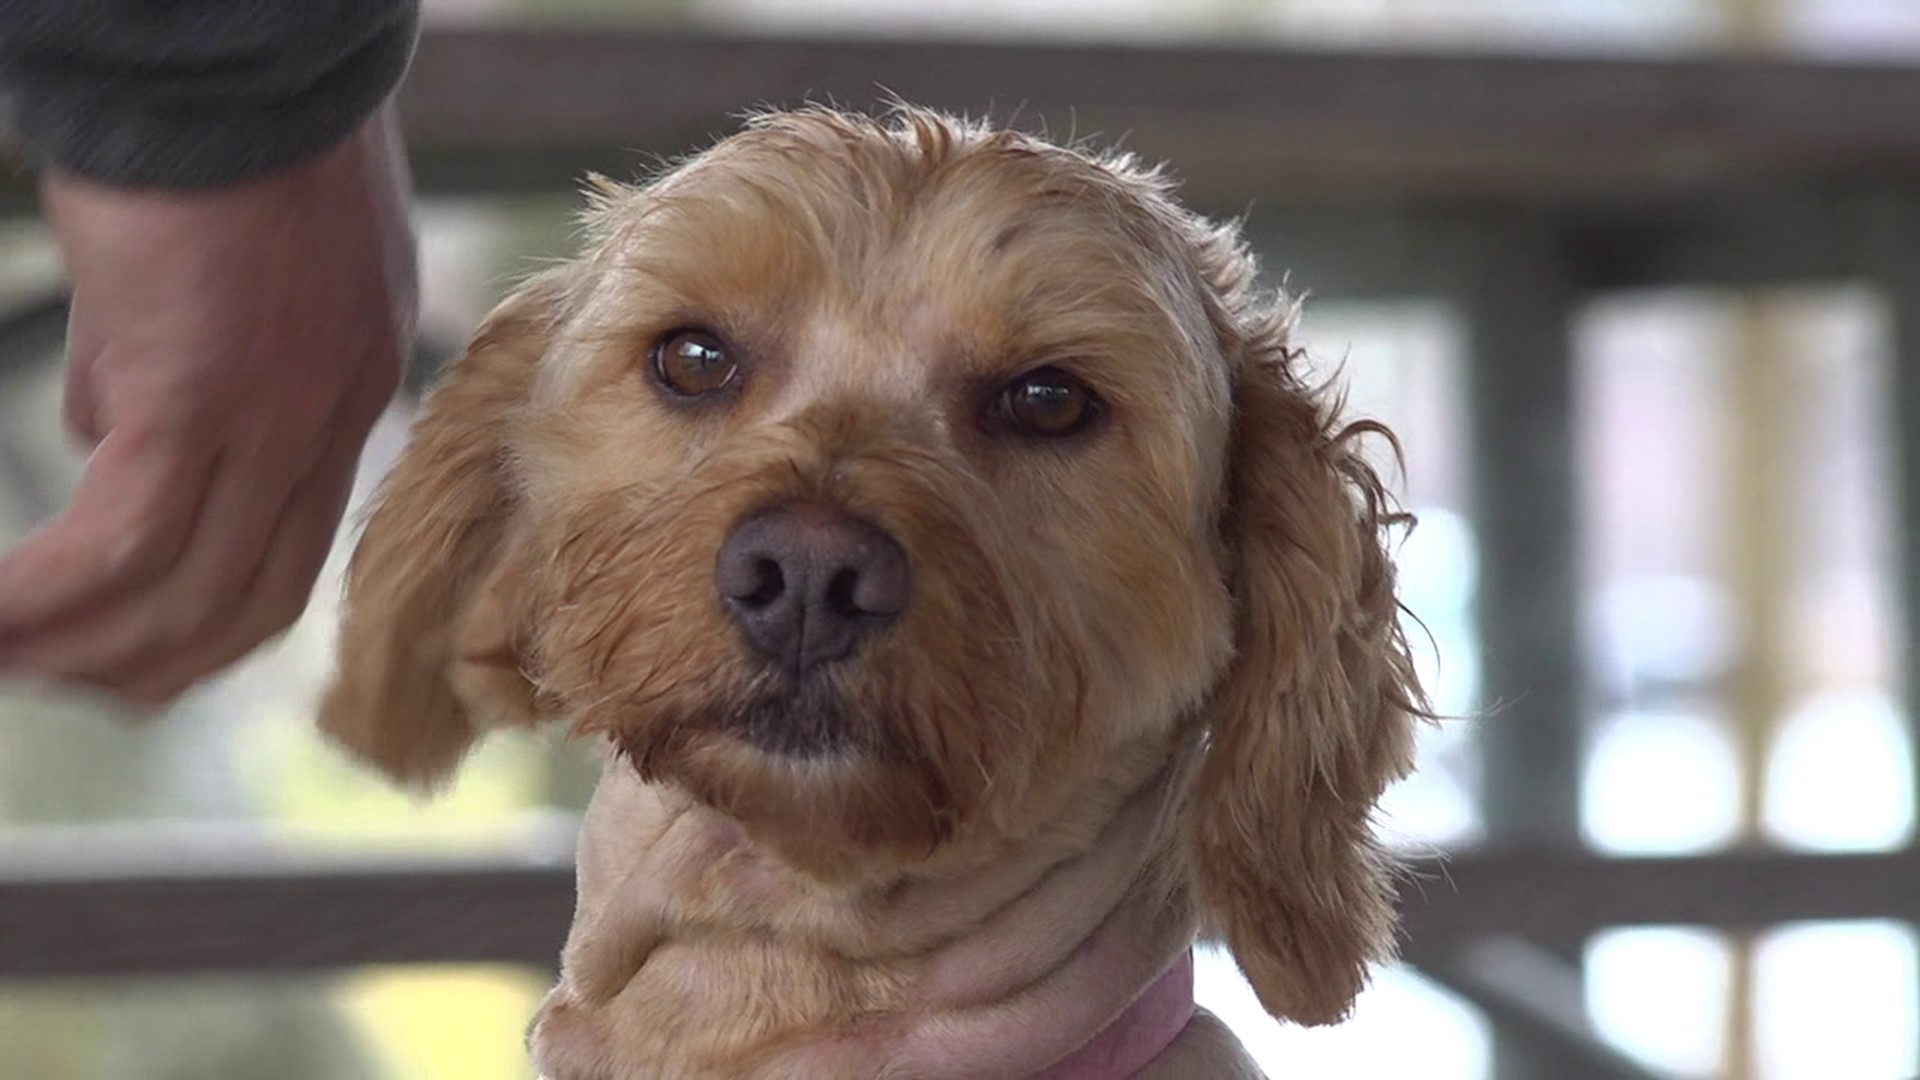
left=0, top=1, right=421, bottom=190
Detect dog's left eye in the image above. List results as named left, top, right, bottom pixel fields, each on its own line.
left=997, top=367, right=1100, bottom=438
left=652, top=329, right=739, bottom=398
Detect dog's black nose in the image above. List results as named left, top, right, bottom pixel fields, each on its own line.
left=715, top=505, right=909, bottom=675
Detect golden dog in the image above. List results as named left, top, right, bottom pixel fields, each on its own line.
left=318, top=105, right=1424, bottom=1078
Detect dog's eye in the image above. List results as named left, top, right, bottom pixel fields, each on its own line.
left=999, top=367, right=1098, bottom=437
left=652, top=329, right=738, bottom=398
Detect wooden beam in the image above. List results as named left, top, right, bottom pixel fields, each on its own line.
left=0, top=865, right=571, bottom=977
left=1400, top=848, right=1920, bottom=944
left=391, top=28, right=1920, bottom=206
left=5, top=844, right=1918, bottom=978
left=1214, top=195, right=1903, bottom=301
left=5, top=29, right=1920, bottom=210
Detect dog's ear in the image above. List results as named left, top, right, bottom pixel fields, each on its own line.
left=1190, top=312, right=1424, bottom=1026
left=317, top=270, right=573, bottom=789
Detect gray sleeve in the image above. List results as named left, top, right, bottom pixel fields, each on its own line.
left=0, top=1, right=422, bottom=190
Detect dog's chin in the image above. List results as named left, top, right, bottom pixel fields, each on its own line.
left=709, top=676, right=884, bottom=761
left=610, top=679, right=962, bottom=878
left=609, top=676, right=883, bottom=766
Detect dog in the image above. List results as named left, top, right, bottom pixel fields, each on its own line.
left=317, top=105, right=1425, bottom=1078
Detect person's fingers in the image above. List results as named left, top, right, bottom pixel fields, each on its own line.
left=60, top=304, right=109, bottom=449
left=0, top=423, right=212, bottom=635
left=115, top=432, right=362, bottom=705
left=0, top=438, right=304, bottom=682
left=1, top=348, right=394, bottom=698
left=62, top=343, right=103, bottom=448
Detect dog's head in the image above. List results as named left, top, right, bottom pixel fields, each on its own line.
left=319, top=106, right=1422, bottom=1026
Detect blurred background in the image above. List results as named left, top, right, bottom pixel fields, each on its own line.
left=4, top=0, right=1920, bottom=1077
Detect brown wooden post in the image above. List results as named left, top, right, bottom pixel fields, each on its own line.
left=1716, top=1, right=1784, bottom=1067
left=1722, top=296, right=1799, bottom=1080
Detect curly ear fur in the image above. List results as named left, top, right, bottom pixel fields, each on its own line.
left=1189, top=278, right=1425, bottom=1026
left=317, top=271, right=571, bottom=788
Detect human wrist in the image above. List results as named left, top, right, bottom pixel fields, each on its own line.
left=40, top=108, right=419, bottom=393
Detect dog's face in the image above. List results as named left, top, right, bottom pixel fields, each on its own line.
left=320, top=108, right=1422, bottom=1026
left=517, top=113, right=1244, bottom=871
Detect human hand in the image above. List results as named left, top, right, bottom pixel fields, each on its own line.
left=0, top=109, right=417, bottom=705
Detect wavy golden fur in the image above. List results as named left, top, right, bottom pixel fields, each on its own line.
left=319, top=105, right=1425, bottom=1077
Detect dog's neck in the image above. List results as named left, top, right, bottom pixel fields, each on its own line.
left=531, top=749, right=1201, bottom=1078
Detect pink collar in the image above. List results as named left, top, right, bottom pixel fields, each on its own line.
left=1037, top=951, right=1196, bottom=1079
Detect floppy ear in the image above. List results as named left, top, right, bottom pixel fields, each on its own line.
left=317, top=270, right=573, bottom=789
left=1190, top=318, right=1425, bottom=1026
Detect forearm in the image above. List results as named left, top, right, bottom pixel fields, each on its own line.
left=0, top=1, right=420, bottom=189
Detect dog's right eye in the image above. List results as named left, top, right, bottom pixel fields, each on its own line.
left=994, top=367, right=1101, bottom=439
left=651, top=329, right=739, bottom=398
